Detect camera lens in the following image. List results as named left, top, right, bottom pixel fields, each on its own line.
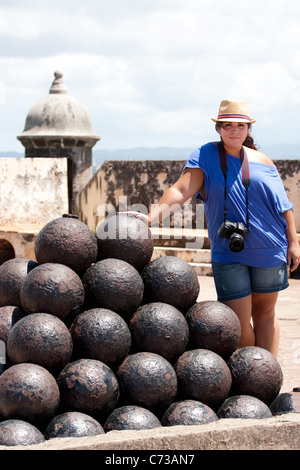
left=229, top=233, right=244, bottom=252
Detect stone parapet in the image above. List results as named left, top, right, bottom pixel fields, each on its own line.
left=0, top=158, right=68, bottom=263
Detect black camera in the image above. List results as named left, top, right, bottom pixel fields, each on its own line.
left=217, top=220, right=248, bottom=252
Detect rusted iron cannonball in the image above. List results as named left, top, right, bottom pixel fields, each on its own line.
left=270, top=389, right=300, bottom=416
left=104, top=405, right=161, bottom=432
left=227, top=346, right=283, bottom=405
left=83, top=259, right=144, bottom=319
left=0, top=363, right=60, bottom=427
left=57, top=359, right=119, bottom=421
left=44, top=411, right=105, bottom=439
left=34, top=215, right=98, bottom=275
left=0, top=258, right=38, bottom=307
left=0, top=419, right=45, bottom=447
left=116, top=352, right=177, bottom=413
left=141, top=256, right=200, bottom=313
left=7, top=313, right=73, bottom=375
left=217, top=395, right=272, bottom=419
left=70, top=308, right=131, bottom=367
left=0, top=305, right=26, bottom=344
left=185, top=301, right=241, bottom=359
left=96, top=214, right=154, bottom=271
left=20, top=263, right=84, bottom=321
left=161, top=399, right=218, bottom=426
left=174, top=349, right=232, bottom=410
left=130, top=302, right=189, bottom=362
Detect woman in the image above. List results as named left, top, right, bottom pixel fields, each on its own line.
left=124, top=100, right=300, bottom=357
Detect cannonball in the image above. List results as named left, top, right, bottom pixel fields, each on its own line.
left=217, top=395, right=272, bottom=419
left=70, top=308, right=131, bottom=366
left=7, top=313, right=73, bottom=374
left=83, top=259, right=144, bottom=319
left=57, top=359, right=119, bottom=420
left=130, top=302, right=189, bottom=362
left=0, top=258, right=37, bottom=307
left=141, top=256, right=199, bottom=312
left=96, top=214, right=153, bottom=271
left=185, top=301, right=241, bottom=358
left=161, top=400, right=218, bottom=426
left=0, top=419, right=45, bottom=447
left=174, top=349, right=232, bottom=410
left=104, top=405, right=161, bottom=432
left=117, top=352, right=177, bottom=413
left=44, top=411, right=105, bottom=439
left=227, top=346, right=283, bottom=405
left=0, top=363, right=60, bottom=427
left=270, top=389, right=300, bottom=416
left=0, top=305, right=26, bottom=344
left=20, top=263, right=84, bottom=321
left=34, top=215, right=98, bottom=275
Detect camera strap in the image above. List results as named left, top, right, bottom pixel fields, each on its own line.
left=216, top=142, right=250, bottom=230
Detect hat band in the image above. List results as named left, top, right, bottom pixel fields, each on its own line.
left=217, top=113, right=251, bottom=121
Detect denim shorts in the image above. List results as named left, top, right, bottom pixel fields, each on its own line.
left=212, top=262, right=289, bottom=301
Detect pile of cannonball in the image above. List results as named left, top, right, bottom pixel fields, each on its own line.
left=0, top=214, right=298, bottom=447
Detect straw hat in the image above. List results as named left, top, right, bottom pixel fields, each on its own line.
left=211, top=100, right=256, bottom=124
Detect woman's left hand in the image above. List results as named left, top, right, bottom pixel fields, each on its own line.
left=287, top=242, right=300, bottom=272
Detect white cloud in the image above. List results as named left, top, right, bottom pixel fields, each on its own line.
left=1, top=0, right=300, bottom=155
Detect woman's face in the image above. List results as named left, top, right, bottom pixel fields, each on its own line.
left=218, top=122, right=248, bottom=151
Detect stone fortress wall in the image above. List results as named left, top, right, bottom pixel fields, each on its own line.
left=78, top=158, right=300, bottom=234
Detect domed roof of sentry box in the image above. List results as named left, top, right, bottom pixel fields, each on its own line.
left=17, top=71, right=100, bottom=143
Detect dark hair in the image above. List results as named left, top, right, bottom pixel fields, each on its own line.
left=243, top=134, right=257, bottom=150
left=215, top=122, right=258, bottom=150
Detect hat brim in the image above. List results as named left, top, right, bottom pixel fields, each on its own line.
left=211, top=117, right=256, bottom=124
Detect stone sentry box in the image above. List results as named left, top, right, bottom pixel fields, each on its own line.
left=17, top=71, right=100, bottom=214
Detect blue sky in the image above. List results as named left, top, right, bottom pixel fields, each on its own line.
left=1, top=0, right=300, bottom=157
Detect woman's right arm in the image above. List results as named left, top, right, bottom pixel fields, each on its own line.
left=124, top=168, right=205, bottom=226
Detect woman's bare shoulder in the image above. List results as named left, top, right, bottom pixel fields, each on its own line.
left=245, top=147, right=275, bottom=166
